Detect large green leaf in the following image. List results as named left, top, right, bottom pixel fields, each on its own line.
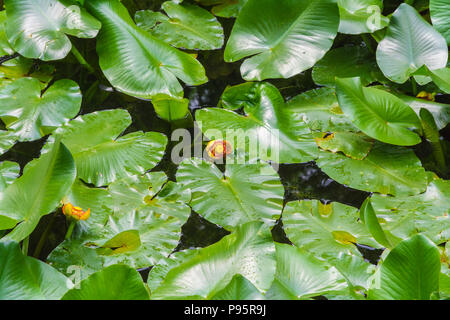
left=370, top=179, right=450, bottom=244
left=282, top=200, right=377, bottom=257
left=151, top=222, right=276, bottom=299
left=135, top=2, right=224, bottom=50
left=224, top=0, right=339, bottom=81
left=335, top=77, right=421, bottom=146
left=151, top=94, right=189, bottom=121
left=62, top=264, right=149, bottom=300
left=0, top=241, right=72, bottom=300
left=266, top=243, right=347, bottom=299
left=0, top=140, right=76, bottom=241
left=197, top=82, right=318, bottom=163
left=285, top=87, right=357, bottom=132
left=0, top=161, right=19, bottom=192
left=4, top=0, right=101, bottom=61
left=45, top=109, right=167, bottom=186
left=177, top=158, right=284, bottom=230
left=368, top=234, right=441, bottom=300
left=312, top=46, right=381, bottom=87
left=48, top=172, right=190, bottom=278
left=211, top=274, right=265, bottom=300
left=0, top=78, right=82, bottom=141
left=337, top=0, right=388, bottom=34
left=316, top=142, right=428, bottom=196
left=86, top=0, right=207, bottom=99
left=376, top=4, right=448, bottom=84
left=0, top=130, right=17, bottom=155
left=430, top=0, right=450, bottom=45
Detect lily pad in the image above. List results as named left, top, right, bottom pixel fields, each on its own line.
left=285, top=87, right=357, bottom=133
left=430, top=0, right=450, bottom=45
left=376, top=4, right=448, bottom=84
left=337, top=0, right=388, bottom=34
left=135, top=2, right=224, bottom=50
left=86, top=0, right=207, bottom=99
left=0, top=241, right=72, bottom=300
left=0, top=77, right=82, bottom=141
left=197, top=82, right=318, bottom=164
left=283, top=200, right=377, bottom=257
left=45, top=109, right=168, bottom=186
left=176, top=158, right=284, bottom=230
left=5, top=0, right=101, bottom=61
left=211, top=274, right=265, bottom=300
left=0, top=161, right=20, bottom=192
left=315, top=131, right=373, bottom=160
left=224, top=0, right=339, bottom=81
left=151, top=222, right=276, bottom=299
left=0, top=131, right=17, bottom=156
left=316, top=142, right=428, bottom=196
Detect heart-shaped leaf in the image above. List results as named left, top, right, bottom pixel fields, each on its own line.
left=0, top=78, right=82, bottom=142
left=62, top=264, right=149, bottom=300
left=151, top=94, right=189, bottom=121
left=316, top=142, right=428, bottom=196
left=368, top=234, right=440, bottom=300
left=335, top=77, right=421, bottom=146
left=0, top=140, right=76, bottom=240
left=86, top=0, right=207, bottom=99
left=197, top=82, right=318, bottom=163
left=135, top=2, right=224, bottom=50
left=45, top=109, right=167, bottom=186
left=177, top=158, right=284, bottom=230
left=430, top=0, right=450, bottom=45
left=0, top=241, right=72, bottom=300
left=283, top=200, right=377, bottom=257
left=151, top=222, right=276, bottom=299
left=224, top=0, right=339, bottom=80
left=265, top=243, right=347, bottom=299
left=376, top=3, right=448, bottom=84
left=5, top=0, right=101, bottom=61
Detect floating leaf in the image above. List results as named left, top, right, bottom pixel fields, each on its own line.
left=4, top=0, right=101, bottom=61
left=0, top=161, right=19, bottom=192
left=151, top=222, right=276, bottom=299
left=45, top=109, right=167, bottom=186
left=266, top=243, right=347, bottom=299
left=62, top=264, right=149, bottom=300
left=48, top=172, right=190, bottom=277
left=317, top=142, right=428, bottom=196
left=0, top=141, right=76, bottom=240
left=0, top=78, right=82, bottom=142
left=0, top=131, right=17, bottom=156
left=368, top=234, right=440, bottom=300
left=0, top=241, right=72, bottom=300
left=337, top=0, right=388, bottom=34
left=376, top=4, right=448, bottom=84
left=370, top=179, right=450, bottom=244
left=335, top=77, right=421, bottom=146
left=283, top=200, right=377, bottom=257
left=285, top=87, right=357, bottom=132
left=224, top=0, right=339, bottom=80
left=177, top=158, right=284, bottom=230
left=430, top=0, right=450, bottom=45
left=315, top=131, right=373, bottom=160
left=86, top=0, right=207, bottom=99
left=151, top=94, right=189, bottom=121
left=211, top=274, right=265, bottom=300
left=197, top=82, right=318, bottom=164
left=312, top=46, right=381, bottom=87
left=135, top=2, right=224, bottom=50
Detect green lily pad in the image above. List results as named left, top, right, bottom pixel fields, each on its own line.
left=135, top=2, right=224, bottom=50
left=0, top=161, right=20, bottom=192
left=0, top=77, right=82, bottom=141
left=176, top=158, right=284, bottom=230
left=283, top=200, right=377, bottom=257
left=5, top=0, right=101, bottom=61
left=316, top=142, right=428, bottom=196
left=337, top=0, right=389, bottom=34
left=45, top=109, right=168, bottom=186
left=315, top=131, right=373, bottom=160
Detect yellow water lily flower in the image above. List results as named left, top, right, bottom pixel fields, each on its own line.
left=206, top=140, right=232, bottom=160
left=416, top=91, right=436, bottom=101
left=62, top=202, right=91, bottom=221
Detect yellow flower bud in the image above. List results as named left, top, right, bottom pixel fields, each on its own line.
left=62, top=202, right=91, bottom=221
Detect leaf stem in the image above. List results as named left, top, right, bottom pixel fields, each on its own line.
left=71, top=44, right=95, bottom=74
left=411, top=77, right=418, bottom=96
left=65, top=220, right=76, bottom=240
left=22, top=237, right=29, bottom=255
left=33, top=210, right=58, bottom=258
